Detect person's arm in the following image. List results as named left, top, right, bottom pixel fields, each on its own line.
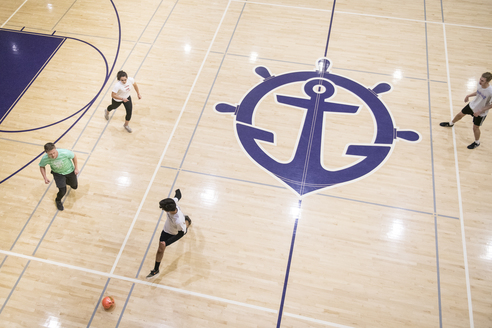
left=174, top=189, right=182, bottom=201
left=133, top=82, right=142, bottom=100
left=465, top=91, right=477, bottom=103
left=475, top=103, right=492, bottom=116
left=111, top=91, right=128, bottom=102
left=482, top=103, right=492, bottom=113
left=72, top=154, right=79, bottom=175
left=40, top=166, right=50, bottom=184
left=178, top=219, right=187, bottom=234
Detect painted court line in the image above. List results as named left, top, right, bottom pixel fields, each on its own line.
left=233, top=0, right=492, bottom=31
left=172, top=167, right=459, bottom=219
left=0, top=249, right=354, bottom=327
left=1, top=0, right=28, bottom=28
left=423, top=7, right=443, bottom=326
left=442, top=23, right=473, bottom=328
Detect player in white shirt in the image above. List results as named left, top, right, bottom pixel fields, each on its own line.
left=104, top=70, right=142, bottom=133
left=440, top=72, right=492, bottom=149
left=147, top=189, right=192, bottom=278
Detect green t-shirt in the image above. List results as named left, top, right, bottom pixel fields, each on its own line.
left=39, top=149, right=75, bottom=175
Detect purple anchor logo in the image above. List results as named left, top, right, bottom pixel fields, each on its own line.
left=215, top=58, right=421, bottom=197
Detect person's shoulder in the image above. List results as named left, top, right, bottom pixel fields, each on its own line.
left=58, top=149, right=74, bottom=157
left=39, top=153, right=49, bottom=165
left=128, top=77, right=135, bottom=84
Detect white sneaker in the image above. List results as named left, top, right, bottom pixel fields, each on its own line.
left=124, top=125, right=132, bottom=133
left=104, top=109, right=109, bottom=120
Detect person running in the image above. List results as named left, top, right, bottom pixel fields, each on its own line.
left=147, top=189, right=191, bottom=279
left=440, top=72, right=492, bottom=149
left=39, top=143, right=79, bottom=211
left=105, top=70, right=142, bottom=133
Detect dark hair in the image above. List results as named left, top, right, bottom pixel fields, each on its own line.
left=117, top=70, right=128, bottom=81
left=482, top=72, right=492, bottom=82
left=159, top=198, right=176, bottom=212
left=44, top=142, right=56, bottom=152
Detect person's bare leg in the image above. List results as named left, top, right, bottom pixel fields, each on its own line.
left=155, top=242, right=166, bottom=262
left=473, top=124, right=481, bottom=141
left=452, top=112, right=465, bottom=124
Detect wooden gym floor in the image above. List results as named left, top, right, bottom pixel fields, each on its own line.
left=0, top=0, right=491, bottom=327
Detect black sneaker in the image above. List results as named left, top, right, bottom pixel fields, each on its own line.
left=146, top=270, right=159, bottom=279
left=56, top=200, right=64, bottom=211
left=467, top=142, right=480, bottom=149
left=440, top=122, right=453, bottom=127
left=185, top=215, right=192, bottom=226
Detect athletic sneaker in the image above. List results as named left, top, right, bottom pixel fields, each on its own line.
left=467, top=142, right=480, bottom=149
left=104, top=109, right=109, bottom=120
left=440, top=122, right=453, bottom=127
left=185, top=215, right=192, bottom=226
left=124, top=125, right=132, bottom=133
left=56, top=200, right=64, bottom=211
left=146, top=270, right=159, bottom=279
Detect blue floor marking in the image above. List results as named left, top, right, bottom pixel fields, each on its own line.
left=276, top=1, right=337, bottom=325
left=0, top=0, right=118, bottom=319
left=0, top=29, right=65, bottom=124
left=276, top=201, right=301, bottom=328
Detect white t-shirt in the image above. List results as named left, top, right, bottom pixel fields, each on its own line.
left=163, top=198, right=187, bottom=235
left=112, top=77, right=135, bottom=102
left=470, top=83, right=492, bottom=117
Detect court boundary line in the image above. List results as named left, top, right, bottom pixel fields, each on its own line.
left=0, top=0, right=28, bottom=28
left=51, top=0, right=79, bottom=31
left=230, top=0, right=492, bottom=31
left=159, top=166, right=460, bottom=220
left=0, top=249, right=354, bottom=328
left=442, top=23, right=474, bottom=328
left=276, top=200, right=301, bottom=327
left=423, top=3, right=443, bottom=326
left=219, top=52, right=451, bottom=84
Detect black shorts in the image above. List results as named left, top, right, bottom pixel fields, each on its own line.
left=52, top=170, right=78, bottom=189
left=160, top=230, right=185, bottom=246
left=462, top=104, right=487, bottom=126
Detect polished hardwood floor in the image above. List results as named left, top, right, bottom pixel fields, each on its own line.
left=1, top=0, right=491, bottom=327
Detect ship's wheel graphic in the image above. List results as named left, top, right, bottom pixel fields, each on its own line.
left=215, top=58, right=421, bottom=197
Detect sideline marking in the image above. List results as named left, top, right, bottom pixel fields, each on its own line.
left=442, top=23, right=474, bottom=328
left=1, top=0, right=28, bottom=28
left=0, top=249, right=354, bottom=327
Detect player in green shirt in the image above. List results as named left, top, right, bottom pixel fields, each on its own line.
left=39, top=143, right=79, bottom=211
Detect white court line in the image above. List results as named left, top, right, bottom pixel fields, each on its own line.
left=0, top=249, right=354, bottom=327
left=1, top=0, right=29, bottom=28
left=231, top=0, right=492, bottom=31
left=109, top=0, right=233, bottom=274
left=284, top=312, right=355, bottom=328
left=442, top=24, right=474, bottom=328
